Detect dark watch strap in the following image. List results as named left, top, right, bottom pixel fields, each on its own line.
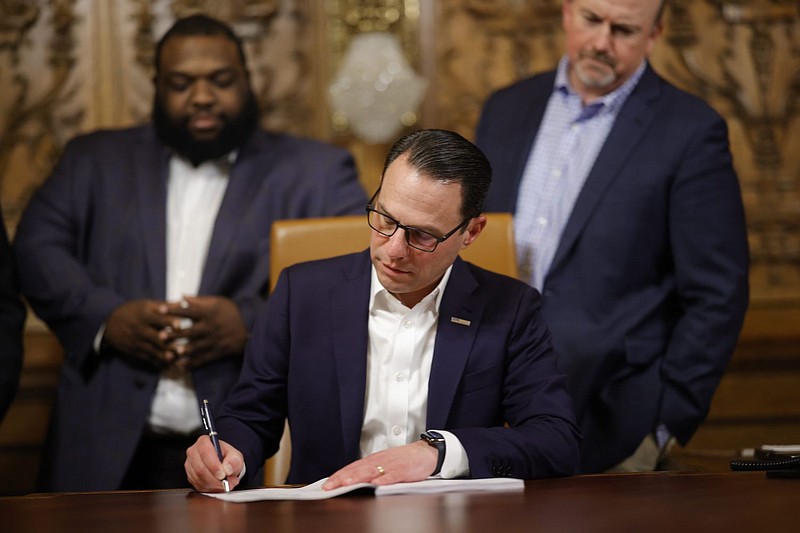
left=420, top=430, right=446, bottom=476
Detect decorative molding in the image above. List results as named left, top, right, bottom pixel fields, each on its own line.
left=325, top=0, right=421, bottom=74
left=0, top=0, right=81, bottom=227
left=433, top=0, right=563, bottom=138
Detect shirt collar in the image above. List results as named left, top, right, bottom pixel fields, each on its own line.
left=171, top=149, right=238, bottom=172
left=369, top=262, right=454, bottom=313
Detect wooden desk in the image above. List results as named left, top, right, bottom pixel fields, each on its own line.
left=1, top=472, right=797, bottom=532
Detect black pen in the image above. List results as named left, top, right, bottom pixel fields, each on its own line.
left=200, top=399, right=231, bottom=492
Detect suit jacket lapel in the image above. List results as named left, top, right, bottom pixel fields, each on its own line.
left=505, top=73, right=556, bottom=210
left=426, top=258, right=482, bottom=429
left=328, top=255, right=483, bottom=446
left=133, top=128, right=170, bottom=298
left=330, top=251, right=371, bottom=459
left=200, top=131, right=277, bottom=293
left=548, top=67, right=661, bottom=278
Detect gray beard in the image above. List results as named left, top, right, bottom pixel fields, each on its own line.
left=573, top=60, right=617, bottom=91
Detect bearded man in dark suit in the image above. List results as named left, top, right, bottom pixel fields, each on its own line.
left=15, top=14, right=366, bottom=491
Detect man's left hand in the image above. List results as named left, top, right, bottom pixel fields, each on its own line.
left=322, top=440, right=438, bottom=490
left=160, top=295, right=248, bottom=369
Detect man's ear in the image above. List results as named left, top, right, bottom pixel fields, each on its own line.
left=460, top=215, right=487, bottom=250
left=645, top=20, right=664, bottom=56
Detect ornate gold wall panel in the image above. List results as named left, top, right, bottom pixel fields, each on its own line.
left=430, top=0, right=564, bottom=137
left=0, top=0, right=81, bottom=226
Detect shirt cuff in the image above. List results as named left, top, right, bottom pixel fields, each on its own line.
left=433, top=430, right=469, bottom=479
left=655, top=423, right=672, bottom=450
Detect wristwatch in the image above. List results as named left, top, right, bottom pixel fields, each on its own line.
left=420, top=430, right=446, bottom=476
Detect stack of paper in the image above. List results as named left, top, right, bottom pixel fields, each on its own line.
left=203, top=477, right=524, bottom=503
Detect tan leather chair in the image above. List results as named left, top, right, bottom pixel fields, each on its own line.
left=264, top=212, right=517, bottom=484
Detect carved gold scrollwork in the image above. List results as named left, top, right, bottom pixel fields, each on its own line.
left=339, top=0, right=404, bottom=32
left=170, top=0, right=278, bottom=25
left=326, top=0, right=422, bottom=86
left=132, top=1, right=156, bottom=74
left=0, top=0, right=39, bottom=54
left=0, top=0, right=80, bottom=224
left=436, top=0, right=562, bottom=137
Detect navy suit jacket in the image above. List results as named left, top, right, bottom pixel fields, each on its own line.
left=14, top=125, right=367, bottom=491
left=217, top=251, right=581, bottom=484
left=476, top=65, right=749, bottom=472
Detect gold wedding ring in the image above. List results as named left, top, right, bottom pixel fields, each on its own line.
left=376, top=465, right=385, bottom=475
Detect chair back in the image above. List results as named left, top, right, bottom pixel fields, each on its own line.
left=270, top=213, right=517, bottom=291
left=264, top=212, right=517, bottom=484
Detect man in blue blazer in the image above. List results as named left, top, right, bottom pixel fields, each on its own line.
left=475, top=0, right=748, bottom=473
left=185, top=129, right=580, bottom=492
left=14, top=15, right=366, bottom=491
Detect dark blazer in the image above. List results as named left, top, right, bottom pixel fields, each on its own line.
left=476, top=65, right=749, bottom=473
left=217, top=251, right=581, bottom=484
left=14, top=125, right=367, bottom=491
left=0, top=208, right=25, bottom=421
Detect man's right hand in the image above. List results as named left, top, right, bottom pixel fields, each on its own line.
left=185, top=435, right=244, bottom=492
left=103, top=299, right=181, bottom=367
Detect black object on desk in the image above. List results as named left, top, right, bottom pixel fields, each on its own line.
left=731, top=445, right=800, bottom=478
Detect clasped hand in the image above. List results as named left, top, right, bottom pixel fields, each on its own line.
left=103, top=295, right=248, bottom=369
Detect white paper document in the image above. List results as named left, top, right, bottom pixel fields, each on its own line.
left=760, top=444, right=800, bottom=454
left=203, top=477, right=524, bottom=503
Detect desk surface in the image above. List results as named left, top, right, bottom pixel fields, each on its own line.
left=2, top=472, right=797, bottom=532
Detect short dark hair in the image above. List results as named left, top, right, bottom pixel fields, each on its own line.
left=382, top=129, right=492, bottom=220
left=154, top=14, right=247, bottom=74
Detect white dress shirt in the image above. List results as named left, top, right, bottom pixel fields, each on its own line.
left=146, top=153, right=231, bottom=435
left=360, top=266, right=469, bottom=478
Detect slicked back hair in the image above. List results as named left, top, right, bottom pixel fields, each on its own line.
left=382, top=129, right=492, bottom=221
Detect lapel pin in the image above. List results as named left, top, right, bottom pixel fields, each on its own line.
left=450, top=317, right=471, bottom=327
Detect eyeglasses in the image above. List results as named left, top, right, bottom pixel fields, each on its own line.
left=366, top=191, right=469, bottom=253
